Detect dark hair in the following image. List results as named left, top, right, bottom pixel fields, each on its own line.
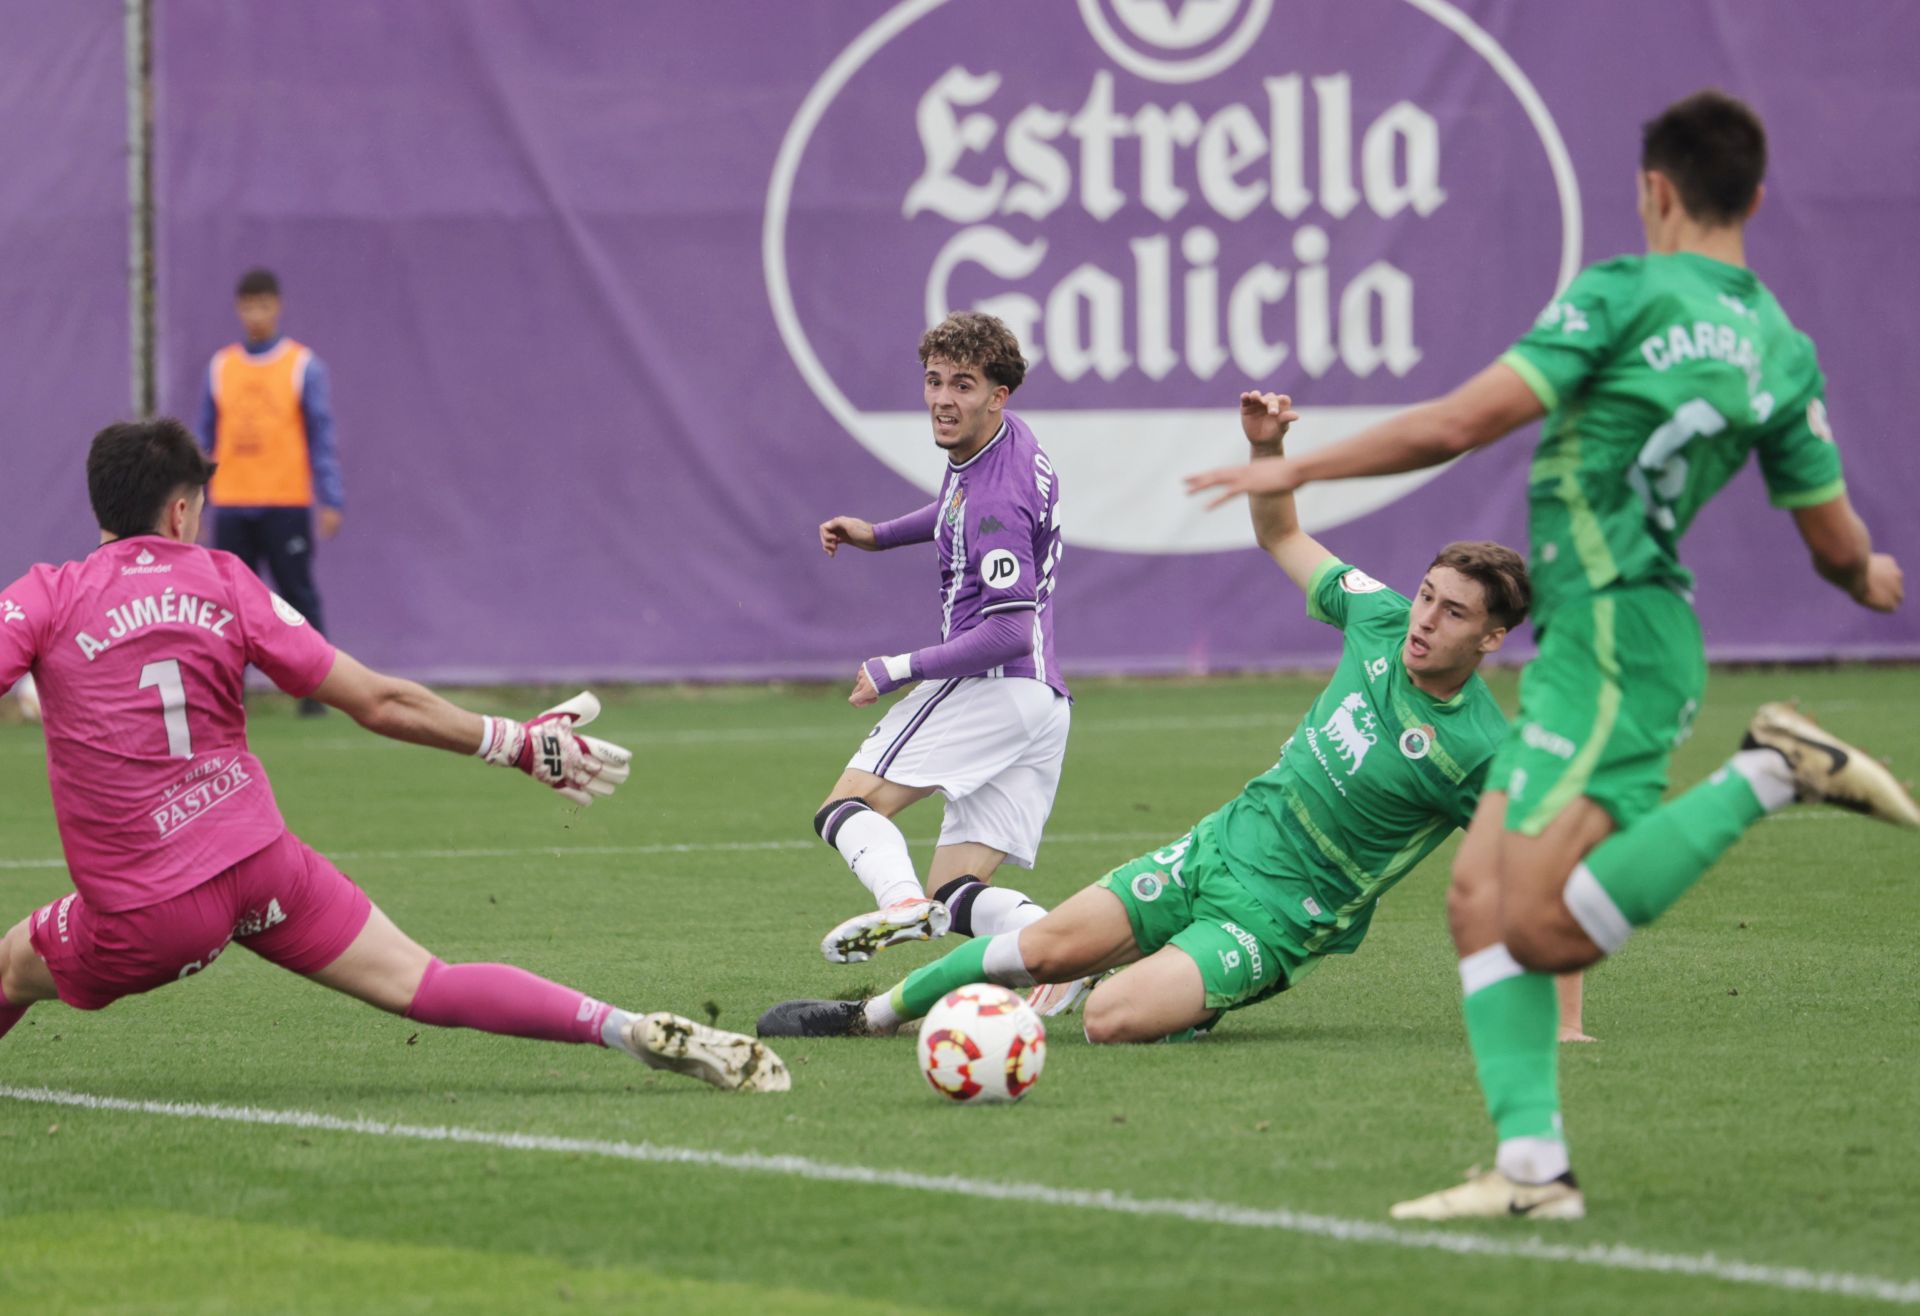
left=1428, top=541, right=1530, bottom=630
left=87, top=418, right=217, bottom=539
left=918, top=312, right=1028, bottom=393
left=235, top=267, right=281, bottom=298
left=1640, top=90, right=1767, bottom=226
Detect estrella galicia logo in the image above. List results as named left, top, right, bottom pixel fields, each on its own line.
left=767, top=0, right=1581, bottom=555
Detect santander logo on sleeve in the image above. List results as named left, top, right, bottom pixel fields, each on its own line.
left=767, top=0, right=1581, bottom=553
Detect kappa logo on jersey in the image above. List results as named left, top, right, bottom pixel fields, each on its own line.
left=270, top=592, right=308, bottom=628
left=769, top=1, right=1581, bottom=554
left=1339, top=569, right=1386, bottom=595
left=1320, top=691, right=1378, bottom=773
left=981, top=548, right=1022, bottom=590
left=977, top=515, right=1006, bottom=536
left=1, top=598, right=23, bottom=625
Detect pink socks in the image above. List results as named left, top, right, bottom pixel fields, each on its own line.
left=403, top=958, right=611, bottom=1046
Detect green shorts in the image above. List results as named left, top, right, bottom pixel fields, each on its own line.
left=1494, top=585, right=1707, bottom=836
left=1097, top=823, right=1313, bottom=1011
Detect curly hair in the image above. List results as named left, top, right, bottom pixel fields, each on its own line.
left=1428, top=541, right=1531, bottom=630
left=918, top=312, right=1028, bottom=393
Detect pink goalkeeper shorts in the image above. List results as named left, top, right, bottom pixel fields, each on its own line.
left=29, top=829, right=372, bottom=1011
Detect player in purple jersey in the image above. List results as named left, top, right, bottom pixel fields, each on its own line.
left=811, top=313, right=1081, bottom=1007
left=0, top=418, right=789, bottom=1092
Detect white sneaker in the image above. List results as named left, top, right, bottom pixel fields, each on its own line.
left=1389, top=1167, right=1585, bottom=1221
left=820, top=897, right=951, bottom=964
left=1025, top=975, right=1097, bottom=1018
left=624, top=1012, right=791, bottom=1092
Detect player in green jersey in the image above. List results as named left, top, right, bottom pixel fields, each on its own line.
left=1187, top=90, right=1918, bottom=1220
left=757, top=392, right=1530, bottom=1046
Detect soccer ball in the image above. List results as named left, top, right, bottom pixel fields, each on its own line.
left=917, top=984, right=1046, bottom=1104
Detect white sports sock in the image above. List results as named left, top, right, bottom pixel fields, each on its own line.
left=1496, top=1135, right=1570, bottom=1185
left=833, top=809, right=924, bottom=909
left=862, top=993, right=903, bottom=1034
left=1729, top=748, right=1797, bottom=812
left=964, top=886, right=1046, bottom=938
left=600, top=1007, right=637, bottom=1052
left=981, top=932, right=1036, bottom=988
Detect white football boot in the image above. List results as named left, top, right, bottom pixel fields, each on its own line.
left=1743, top=702, right=1920, bottom=827
left=622, top=1012, right=791, bottom=1092
left=1025, top=975, right=1098, bottom=1018
left=1390, top=1168, right=1585, bottom=1221
left=820, top=897, right=951, bottom=964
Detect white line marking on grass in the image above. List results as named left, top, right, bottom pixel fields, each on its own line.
left=0, top=811, right=1850, bottom=874
left=2, top=1085, right=1914, bottom=1306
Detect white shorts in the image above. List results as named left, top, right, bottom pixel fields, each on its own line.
left=846, top=676, right=1070, bottom=869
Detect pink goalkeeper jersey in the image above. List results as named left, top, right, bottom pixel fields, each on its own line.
left=0, top=536, right=337, bottom=912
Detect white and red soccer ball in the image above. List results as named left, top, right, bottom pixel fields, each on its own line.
left=917, top=984, right=1046, bottom=1104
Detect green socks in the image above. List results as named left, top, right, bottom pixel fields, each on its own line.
left=1460, top=946, right=1563, bottom=1146
left=1566, top=757, right=1777, bottom=951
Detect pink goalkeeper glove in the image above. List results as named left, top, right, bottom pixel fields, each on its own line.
left=477, top=692, right=633, bottom=805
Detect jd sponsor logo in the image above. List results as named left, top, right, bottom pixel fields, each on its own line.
left=767, top=0, right=1579, bottom=553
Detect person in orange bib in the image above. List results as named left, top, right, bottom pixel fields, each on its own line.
left=195, top=268, right=343, bottom=716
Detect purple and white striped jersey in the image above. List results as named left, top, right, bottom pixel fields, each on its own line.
left=930, top=412, right=1067, bottom=697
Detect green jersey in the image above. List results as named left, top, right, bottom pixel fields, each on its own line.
left=1209, top=559, right=1510, bottom=958
left=1501, top=252, right=1845, bottom=621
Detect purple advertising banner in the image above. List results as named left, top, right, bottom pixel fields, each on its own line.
left=0, top=2, right=130, bottom=578
left=20, top=1, right=1920, bottom=681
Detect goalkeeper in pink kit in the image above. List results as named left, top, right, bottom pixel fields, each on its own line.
left=0, top=418, right=788, bottom=1093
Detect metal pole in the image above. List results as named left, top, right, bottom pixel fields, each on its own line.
left=125, top=0, right=155, bottom=416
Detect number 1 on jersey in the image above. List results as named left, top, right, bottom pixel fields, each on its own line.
left=139, top=658, right=193, bottom=758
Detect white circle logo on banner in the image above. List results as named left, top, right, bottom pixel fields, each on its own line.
left=766, top=0, right=1581, bottom=555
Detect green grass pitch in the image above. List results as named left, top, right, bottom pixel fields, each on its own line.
left=2, top=668, right=1918, bottom=1314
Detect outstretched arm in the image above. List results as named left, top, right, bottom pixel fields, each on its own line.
left=1791, top=495, right=1903, bottom=612
left=821, top=501, right=940, bottom=556
left=1186, top=361, right=1545, bottom=505
left=312, top=651, right=632, bottom=805
left=1238, top=391, right=1334, bottom=593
